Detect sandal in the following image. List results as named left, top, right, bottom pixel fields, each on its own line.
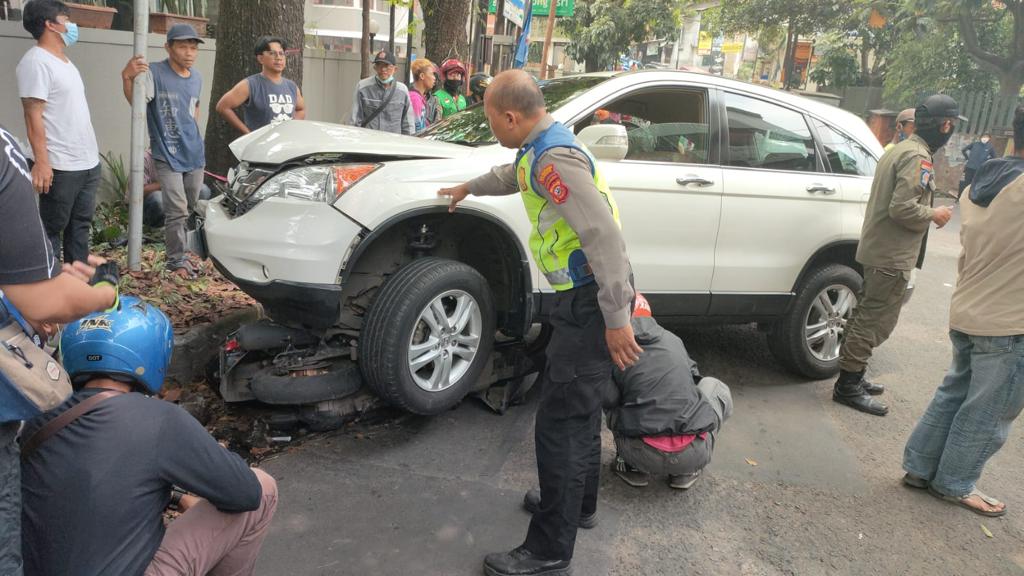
left=928, top=486, right=1007, bottom=517
left=166, top=261, right=198, bottom=280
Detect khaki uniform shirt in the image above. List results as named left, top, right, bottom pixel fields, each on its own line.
left=856, top=134, right=937, bottom=271
left=467, top=114, right=634, bottom=329
left=950, top=175, right=1024, bottom=336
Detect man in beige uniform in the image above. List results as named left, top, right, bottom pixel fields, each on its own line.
left=439, top=70, right=641, bottom=576
left=902, top=105, right=1024, bottom=517
left=834, top=95, right=959, bottom=416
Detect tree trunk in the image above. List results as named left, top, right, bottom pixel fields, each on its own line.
left=782, top=17, right=796, bottom=90
left=389, top=1, right=396, bottom=56
left=204, top=0, right=305, bottom=177
left=361, top=0, right=372, bottom=79
left=422, top=0, right=471, bottom=63
left=585, top=55, right=600, bottom=73
left=998, top=72, right=1024, bottom=99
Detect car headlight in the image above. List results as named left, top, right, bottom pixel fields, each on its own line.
left=248, top=163, right=380, bottom=204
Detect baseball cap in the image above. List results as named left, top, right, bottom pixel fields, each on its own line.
left=167, top=23, right=204, bottom=44
left=896, top=108, right=915, bottom=124
left=373, top=50, right=396, bottom=66
left=916, top=94, right=966, bottom=122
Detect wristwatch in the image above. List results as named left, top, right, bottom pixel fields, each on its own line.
left=168, top=487, right=187, bottom=511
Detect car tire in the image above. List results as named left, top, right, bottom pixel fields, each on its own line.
left=359, top=257, right=496, bottom=415
left=767, top=264, right=862, bottom=380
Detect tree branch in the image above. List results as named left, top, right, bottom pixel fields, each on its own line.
left=957, top=7, right=1010, bottom=74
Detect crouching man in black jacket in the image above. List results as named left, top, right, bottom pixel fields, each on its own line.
left=605, top=294, right=732, bottom=490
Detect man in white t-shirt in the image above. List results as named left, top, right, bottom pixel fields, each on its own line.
left=16, top=0, right=100, bottom=266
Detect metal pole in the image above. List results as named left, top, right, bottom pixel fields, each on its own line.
left=539, top=0, right=556, bottom=79
left=388, top=1, right=396, bottom=56
left=128, top=0, right=149, bottom=271
left=406, top=0, right=415, bottom=83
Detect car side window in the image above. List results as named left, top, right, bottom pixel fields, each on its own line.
left=724, top=92, right=817, bottom=173
left=577, top=88, right=711, bottom=165
left=812, top=120, right=877, bottom=177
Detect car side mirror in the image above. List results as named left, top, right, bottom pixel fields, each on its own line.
left=578, top=124, right=629, bottom=162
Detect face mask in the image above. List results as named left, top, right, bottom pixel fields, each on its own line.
left=444, top=79, right=463, bottom=94
left=379, top=75, right=395, bottom=84
left=916, top=120, right=953, bottom=154
left=59, top=22, right=79, bottom=47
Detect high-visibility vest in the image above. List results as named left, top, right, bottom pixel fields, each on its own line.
left=514, top=121, right=621, bottom=291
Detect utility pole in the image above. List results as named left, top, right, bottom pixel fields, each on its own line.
left=128, top=0, right=149, bottom=270
left=539, top=0, right=556, bottom=79
left=388, top=1, right=396, bottom=56
left=406, top=0, right=415, bottom=83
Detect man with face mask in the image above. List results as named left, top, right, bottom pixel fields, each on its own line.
left=885, top=108, right=916, bottom=151
left=16, top=0, right=100, bottom=268
left=349, top=50, right=414, bottom=135
left=960, top=133, right=996, bottom=192
left=437, top=58, right=468, bottom=117
left=833, top=95, right=961, bottom=416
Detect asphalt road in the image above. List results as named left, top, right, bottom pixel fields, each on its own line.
left=257, top=210, right=1024, bottom=576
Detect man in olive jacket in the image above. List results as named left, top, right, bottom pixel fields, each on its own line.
left=834, top=95, right=960, bottom=416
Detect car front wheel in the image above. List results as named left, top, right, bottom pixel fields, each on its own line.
left=360, top=257, right=496, bottom=415
left=767, top=264, right=862, bottom=380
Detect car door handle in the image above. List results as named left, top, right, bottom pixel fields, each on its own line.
left=676, top=176, right=715, bottom=187
left=806, top=184, right=837, bottom=195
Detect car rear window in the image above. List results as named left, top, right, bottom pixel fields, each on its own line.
left=419, top=75, right=609, bottom=145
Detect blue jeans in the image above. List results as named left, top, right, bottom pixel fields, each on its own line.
left=0, top=422, right=22, bottom=576
left=903, top=330, right=1024, bottom=497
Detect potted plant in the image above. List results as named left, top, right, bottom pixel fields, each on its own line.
left=67, top=0, right=117, bottom=30
left=149, top=0, right=209, bottom=37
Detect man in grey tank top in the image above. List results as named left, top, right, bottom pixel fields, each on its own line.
left=216, top=36, right=306, bottom=134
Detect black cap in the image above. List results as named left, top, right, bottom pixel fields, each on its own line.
left=373, top=50, right=396, bottom=66
left=167, top=23, right=204, bottom=44
left=916, top=94, right=966, bottom=122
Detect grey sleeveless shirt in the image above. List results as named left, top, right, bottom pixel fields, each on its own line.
left=243, top=73, right=299, bottom=131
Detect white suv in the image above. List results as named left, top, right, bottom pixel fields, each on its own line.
left=200, top=70, right=881, bottom=415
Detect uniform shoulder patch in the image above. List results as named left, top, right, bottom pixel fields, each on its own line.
left=539, top=163, right=570, bottom=203
left=920, top=159, right=934, bottom=188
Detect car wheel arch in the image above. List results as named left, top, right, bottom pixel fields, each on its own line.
left=339, top=206, right=534, bottom=339
left=789, top=241, right=862, bottom=295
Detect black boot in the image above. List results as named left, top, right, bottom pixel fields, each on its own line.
left=523, top=489, right=598, bottom=529
left=833, top=370, right=888, bottom=416
left=860, top=376, right=885, bottom=396
left=483, top=546, right=571, bottom=576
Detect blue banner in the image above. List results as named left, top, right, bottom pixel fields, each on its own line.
left=513, top=0, right=534, bottom=69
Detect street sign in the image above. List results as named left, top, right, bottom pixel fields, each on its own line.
left=489, top=0, right=575, bottom=19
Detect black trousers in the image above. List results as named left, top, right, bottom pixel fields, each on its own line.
left=523, top=282, right=611, bottom=561
left=38, top=164, right=100, bottom=265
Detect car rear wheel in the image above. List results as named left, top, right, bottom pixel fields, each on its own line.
left=767, top=264, right=862, bottom=379
left=360, top=257, right=496, bottom=415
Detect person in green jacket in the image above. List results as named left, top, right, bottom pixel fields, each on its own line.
left=436, top=58, right=467, bottom=117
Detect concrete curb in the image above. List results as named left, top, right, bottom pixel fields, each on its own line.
left=167, top=306, right=261, bottom=387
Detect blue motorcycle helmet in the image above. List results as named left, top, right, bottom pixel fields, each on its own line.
left=60, top=296, right=174, bottom=395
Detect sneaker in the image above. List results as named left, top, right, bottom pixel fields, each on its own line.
left=483, top=546, right=571, bottom=576
left=522, top=489, right=597, bottom=529
left=612, top=456, right=649, bottom=488
left=668, top=469, right=701, bottom=490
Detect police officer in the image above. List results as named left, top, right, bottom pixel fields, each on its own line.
left=439, top=70, right=641, bottom=576
left=885, top=108, right=916, bottom=151
left=833, top=95, right=959, bottom=416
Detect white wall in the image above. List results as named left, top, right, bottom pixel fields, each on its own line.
left=0, top=20, right=217, bottom=163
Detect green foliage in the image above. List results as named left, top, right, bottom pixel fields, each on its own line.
left=809, top=43, right=861, bottom=89
left=883, top=24, right=996, bottom=108
left=560, top=0, right=685, bottom=72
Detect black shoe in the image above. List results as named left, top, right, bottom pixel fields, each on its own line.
left=523, top=489, right=598, bottom=529
left=833, top=370, right=888, bottom=416
left=483, top=546, right=571, bottom=576
left=861, top=376, right=885, bottom=395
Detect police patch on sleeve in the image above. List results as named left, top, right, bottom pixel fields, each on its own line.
left=920, top=160, right=933, bottom=188
left=540, top=164, right=570, bottom=203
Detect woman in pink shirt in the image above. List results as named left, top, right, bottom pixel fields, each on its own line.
left=409, top=58, right=441, bottom=132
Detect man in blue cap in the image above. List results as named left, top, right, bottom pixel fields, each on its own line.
left=121, top=24, right=207, bottom=279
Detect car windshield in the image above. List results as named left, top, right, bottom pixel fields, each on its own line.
left=419, top=75, right=610, bottom=145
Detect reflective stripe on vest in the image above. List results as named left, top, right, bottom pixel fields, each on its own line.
left=515, top=122, right=621, bottom=291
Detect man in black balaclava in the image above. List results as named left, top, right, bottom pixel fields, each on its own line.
left=832, top=94, right=961, bottom=416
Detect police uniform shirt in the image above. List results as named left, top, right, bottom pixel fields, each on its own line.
left=466, top=114, right=634, bottom=329
left=0, top=126, right=60, bottom=285
left=856, top=134, right=937, bottom=271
